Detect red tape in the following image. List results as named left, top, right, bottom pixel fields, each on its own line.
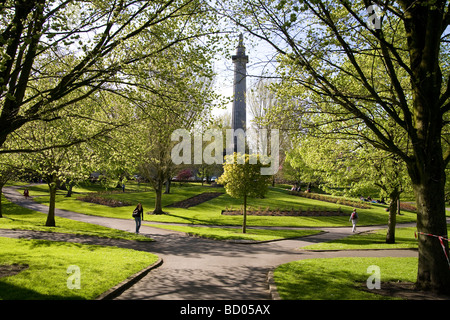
left=416, top=231, right=450, bottom=269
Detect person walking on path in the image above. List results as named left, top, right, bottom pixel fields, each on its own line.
left=132, top=203, right=144, bottom=234
left=349, top=208, right=358, bottom=233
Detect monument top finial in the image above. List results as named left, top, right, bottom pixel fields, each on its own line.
left=238, top=33, right=244, bottom=47
left=234, top=33, right=247, bottom=59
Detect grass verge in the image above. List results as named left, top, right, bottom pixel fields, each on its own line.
left=146, top=224, right=322, bottom=242
left=30, top=184, right=417, bottom=228
left=273, top=257, right=417, bottom=300
left=302, top=226, right=450, bottom=250
left=0, top=195, right=152, bottom=242
left=0, top=237, right=158, bottom=300
left=302, top=227, right=419, bottom=250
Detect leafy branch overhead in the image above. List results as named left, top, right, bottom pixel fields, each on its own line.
left=0, top=0, right=220, bottom=150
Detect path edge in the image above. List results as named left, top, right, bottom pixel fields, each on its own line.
left=96, top=257, right=163, bottom=300
left=267, top=270, right=281, bottom=300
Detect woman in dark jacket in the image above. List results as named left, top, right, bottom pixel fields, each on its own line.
left=133, top=203, right=144, bottom=234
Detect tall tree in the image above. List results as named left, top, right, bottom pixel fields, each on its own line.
left=132, top=38, right=217, bottom=214
left=219, top=0, right=450, bottom=294
left=14, top=113, right=102, bottom=227
left=0, top=0, right=217, bottom=152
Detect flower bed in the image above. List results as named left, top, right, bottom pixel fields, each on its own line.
left=77, top=194, right=133, bottom=207
left=290, top=191, right=371, bottom=209
left=221, top=209, right=345, bottom=216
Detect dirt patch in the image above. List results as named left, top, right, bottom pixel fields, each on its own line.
left=221, top=209, right=345, bottom=217
left=167, top=192, right=223, bottom=208
left=0, top=264, right=29, bottom=278
left=360, top=282, right=450, bottom=300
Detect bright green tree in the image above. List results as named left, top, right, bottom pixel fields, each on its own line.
left=296, top=135, right=411, bottom=243
left=7, top=87, right=128, bottom=226
left=218, top=153, right=271, bottom=233
left=16, top=118, right=101, bottom=227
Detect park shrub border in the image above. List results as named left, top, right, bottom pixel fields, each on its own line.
left=290, top=190, right=372, bottom=209
left=221, top=208, right=345, bottom=217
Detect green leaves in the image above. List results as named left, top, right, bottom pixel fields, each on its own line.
left=218, top=152, right=271, bottom=233
left=218, top=153, right=271, bottom=199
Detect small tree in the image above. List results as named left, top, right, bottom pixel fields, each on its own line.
left=218, top=153, right=271, bottom=233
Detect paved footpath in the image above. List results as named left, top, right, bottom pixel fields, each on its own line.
left=2, top=185, right=417, bottom=300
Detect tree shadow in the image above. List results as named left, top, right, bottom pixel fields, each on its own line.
left=116, top=265, right=271, bottom=300
left=0, top=281, right=85, bottom=300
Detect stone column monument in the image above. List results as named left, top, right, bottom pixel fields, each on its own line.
left=231, top=33, right=248, bottom=153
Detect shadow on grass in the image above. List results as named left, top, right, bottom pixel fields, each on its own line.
left=0, top=282, right=85, bottom=300
left=323, top=230, right=418, bottom=249
left=156, top=211, right=226, bottom=226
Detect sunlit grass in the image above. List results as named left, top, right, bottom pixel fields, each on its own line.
left=29, top=183, right=417, bottom=228
left=146, top=224, right=322, bottom=241
left=0, top=237, right=158, bottom=300
left=302, top=227, right=420, bottom=250
left=0, top=195, right=152, bottom=242
left=274, top=257, right=417, bottom=300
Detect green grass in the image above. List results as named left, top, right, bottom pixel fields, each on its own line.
left=273, top=257, right=417, bottom=300
left=30, top=184, right=417, bottom=228
left=0, top=237, right=158, bottom=300
left=302, top=226, right=450, bottom=250
left=146, top=224, right=322, bottom=242
left=302, top=227, right=420, bottom=250
left=0, top=195, right=152, bottom=242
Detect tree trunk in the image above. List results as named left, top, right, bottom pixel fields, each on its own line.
left=242, top=194, right=247, bottom=233
left=0, top=186, right=3, bottom=218
left=164, top=179, right=171, bottom=194
left=401, top=2, right=450, bottom=293
left=153, top=180, right=164, bottom=215
left=408, top=122, right=450, bottom=293
left=46, top=177, right=57, bottom=227
left=65, top=180, right=74, bottom=197
left=412, top=175, right=450, bottom=294
left=386, top=188, right=400, bottom=244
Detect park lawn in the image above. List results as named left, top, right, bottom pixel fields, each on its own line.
left=302, top=226, right=450, bottom=250
left=273, top=257, right=417, bottom=300
left=0, top=237, right=158, bottom=300
left=146, top=224, right=322, bottom=241
left=0, top=195, right=152, bottom=242
left=302, top=227, right=420, bottom=250
left=30, top=184, right=417, bottom=228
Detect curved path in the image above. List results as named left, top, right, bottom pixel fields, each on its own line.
left=2, top=185, right=417, bottom=300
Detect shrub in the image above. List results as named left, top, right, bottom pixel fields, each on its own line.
left=290, top=191, right=371, bottom=209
